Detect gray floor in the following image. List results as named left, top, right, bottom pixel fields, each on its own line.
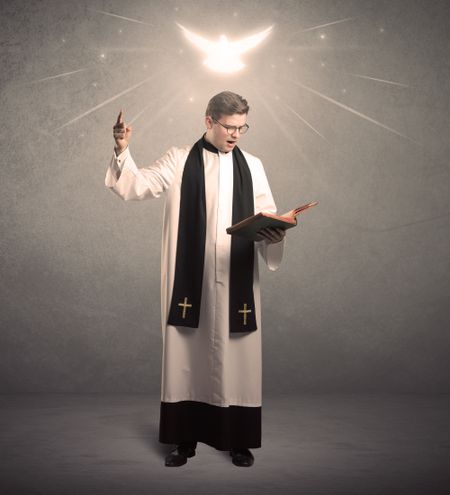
left=1, top=394, right=449, bottom=495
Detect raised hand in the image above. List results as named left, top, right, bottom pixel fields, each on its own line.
left=113, top=110, right=132, bottom=154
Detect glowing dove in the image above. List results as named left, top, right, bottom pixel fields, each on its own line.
left=177, top=23, right=273, bottom=74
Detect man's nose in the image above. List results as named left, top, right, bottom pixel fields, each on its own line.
left=230, top=128, right=240, bottom=138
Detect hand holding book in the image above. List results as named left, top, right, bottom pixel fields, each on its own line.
left=226, top=201, right=318, bottom=241
left=257, top=227, right=286, bottom=244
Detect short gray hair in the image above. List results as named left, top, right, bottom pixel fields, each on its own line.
left=205, top=91, right=249, bottom=120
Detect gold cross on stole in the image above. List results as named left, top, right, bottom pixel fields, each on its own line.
left=238, top=303, right=252, bottom=326
left=178, top=297, right=192, bottom=319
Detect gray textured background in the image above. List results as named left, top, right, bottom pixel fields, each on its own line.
left=1, top=0, right=449, bottom=394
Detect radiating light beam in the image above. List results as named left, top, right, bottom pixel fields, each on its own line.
left=89, top=8, right=153, bottom=26
left=129, top=102, right=155, bottom=125
left=129, top=87, right=180, bottom=125
left=344, top=72, right=409, bottom=88
left=377, top=212, right=450, bottom=232
left=339, top=211, right=450, bottom=232
left=280, top=100, right=328, bottom=141
left=254, top=92, right=308, bottom=161
left=286, top=45, right=371, bottom=51
left=53, top=72, right=164, bottom=132
left=301, top=17, right=355, bottom=32
left=102, top=47, right=170, bottom=53
left=288, top=79, right=414, bottom=142
left=133, top=90, right=185, bottom=135
left=31, top=68, right=87, bottom=83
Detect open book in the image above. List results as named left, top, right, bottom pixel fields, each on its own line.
left=226, top=201, right=318, bottom=241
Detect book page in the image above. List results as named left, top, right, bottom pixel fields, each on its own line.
left=281, top=201, right=319, bottom=218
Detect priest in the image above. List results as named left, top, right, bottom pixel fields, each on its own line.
left=105, top=91, right=286, bottom=467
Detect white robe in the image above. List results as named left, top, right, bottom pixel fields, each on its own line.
left=105, top=144, right=284, bottom=410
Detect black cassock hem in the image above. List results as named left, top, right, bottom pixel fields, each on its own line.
left=159, top=400, right=261, bottom=450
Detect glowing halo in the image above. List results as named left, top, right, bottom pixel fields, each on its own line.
left=176, top=23, right=273, bottom=74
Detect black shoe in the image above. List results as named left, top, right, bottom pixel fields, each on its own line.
left=165, top=443, right=196, bottom=467
left=230, top=448, right=254, bottom=467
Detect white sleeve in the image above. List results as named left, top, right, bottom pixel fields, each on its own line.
left=104, top=146, right=179, bottom=201
left=252, top=159, right=285, bottom=271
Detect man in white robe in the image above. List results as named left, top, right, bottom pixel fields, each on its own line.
left=105, top=91, right=285, bottom=467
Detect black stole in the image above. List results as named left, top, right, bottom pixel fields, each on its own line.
left=167, top=136, right=257, bottom=332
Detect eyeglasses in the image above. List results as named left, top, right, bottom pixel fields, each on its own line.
left=212, top=118, right=249, bottom=135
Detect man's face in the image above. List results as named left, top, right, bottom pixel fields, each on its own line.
left=204, top=113, right=248, bottom=153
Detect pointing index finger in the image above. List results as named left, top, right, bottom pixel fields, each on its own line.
left=116, top=110, right=123, bottom=124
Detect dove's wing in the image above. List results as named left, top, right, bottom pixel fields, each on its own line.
left=231, top=26, right=273, bottom=54
left=177, top=23, right=216, bottom=54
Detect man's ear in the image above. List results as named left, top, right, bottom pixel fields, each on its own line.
left=205, top=116, right=213, bottom=129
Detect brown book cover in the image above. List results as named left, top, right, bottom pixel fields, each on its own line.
left=226, top=201, right=318, bottom=241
